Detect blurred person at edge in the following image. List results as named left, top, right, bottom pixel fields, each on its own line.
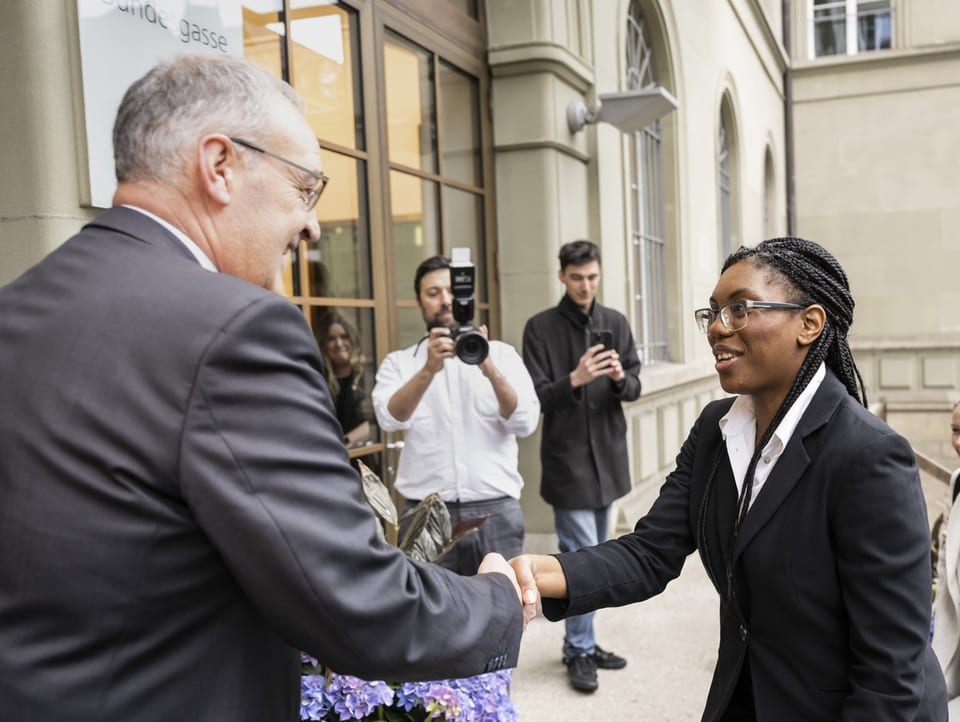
left=933, top=400, right=960, bottom=716
left=514, top=237, right=947, bottom=721
left=0, top=54, right=531, bottom=722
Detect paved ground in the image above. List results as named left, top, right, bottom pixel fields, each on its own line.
left=510, top=533, right=719, bottom=721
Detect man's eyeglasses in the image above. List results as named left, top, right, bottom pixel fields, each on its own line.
left=229, top=137, right=329, bottom=210
left=693, top=300, right=806, bottom=334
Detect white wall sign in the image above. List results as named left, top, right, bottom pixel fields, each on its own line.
left=76, top=0, right=243, bottom=208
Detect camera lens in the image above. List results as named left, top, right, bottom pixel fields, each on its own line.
left=455, top=330, right=489, bottom=365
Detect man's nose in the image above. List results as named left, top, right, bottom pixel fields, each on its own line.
left=441, top=290, right=453, bottom=305
left=300, top=213, right=321, bottom=244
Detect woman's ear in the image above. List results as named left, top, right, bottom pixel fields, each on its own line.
left=797, top=304, right=826, bottom=347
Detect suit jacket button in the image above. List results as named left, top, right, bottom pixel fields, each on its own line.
left=484, top=653, right=505, bottom=672
left=739, top=624, right=748, bottom=642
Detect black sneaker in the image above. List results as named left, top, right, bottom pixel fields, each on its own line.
left=593, top=645, right=627, bottom=670
left=565, top=652, right=598, bottom=693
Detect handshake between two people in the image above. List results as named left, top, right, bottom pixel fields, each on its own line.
left=478, top=552, right=564, bottom=629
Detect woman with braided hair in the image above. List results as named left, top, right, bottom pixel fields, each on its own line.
left=512, top=237, right=947, bottom=720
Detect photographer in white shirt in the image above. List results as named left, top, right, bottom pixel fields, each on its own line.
left=372, top=253, right=539, bottom=575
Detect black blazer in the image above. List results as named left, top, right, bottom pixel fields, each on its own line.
left=544, top=370, right=947, bottom=721
left=0, top=207, right=521, bottom=722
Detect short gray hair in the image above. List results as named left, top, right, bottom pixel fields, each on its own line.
left=113, top=54, right=303, bottom=184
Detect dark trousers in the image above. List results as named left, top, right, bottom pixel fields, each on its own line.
left=400, top=496, right=524, bottom=576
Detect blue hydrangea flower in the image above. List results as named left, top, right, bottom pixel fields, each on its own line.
left=300, top=674, right=332, bottom=721
left=299, top=669, right=516, bottom=721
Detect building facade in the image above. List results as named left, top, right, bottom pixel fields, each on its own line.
left=1, top=0, right=958, bottom=531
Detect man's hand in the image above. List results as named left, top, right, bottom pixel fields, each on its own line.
left=479, top=552, right=538, bottom=629
left=473, top=325, right=519, bottom=418
left=507, top=554, right=542, bottom=627
left=508, top=554, right=568, bottom=622
left=385, top=326, right=455, bottom=422
left=570, top=344, right=624, bottom=388
left=424, top=326, right=456, bottom=374
left=475, top=325, right=494, bottom=377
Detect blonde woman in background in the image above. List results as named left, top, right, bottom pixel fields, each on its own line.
left=317, top=312, right=372, bottom=446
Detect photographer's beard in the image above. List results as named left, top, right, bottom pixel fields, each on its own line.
left=424, top=305, right=455, bottom=331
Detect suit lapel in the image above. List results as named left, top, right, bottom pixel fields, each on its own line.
left=732, top=370, right=845, bottom=560
left=692, top=404, right=738, bottom=594
left=711, top=452, right=738, bottom=576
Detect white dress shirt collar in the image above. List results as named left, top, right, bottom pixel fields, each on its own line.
left=718, top=362, right=826, bottom=508
left=121, top=205, right=218, bottom=272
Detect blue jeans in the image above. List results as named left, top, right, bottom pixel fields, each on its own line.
left=554, top=506, right=611, bottom=659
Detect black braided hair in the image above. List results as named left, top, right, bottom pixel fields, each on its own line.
left=697, top=236, right=867, bottom=602
left=721, top=236, right=866, bottom=411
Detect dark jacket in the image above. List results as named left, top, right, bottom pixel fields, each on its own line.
left=543, top=370, right=947, bottom=721
left=0, top=207, right=521, bottom=722
left=522, top=294, right=641, bottom=508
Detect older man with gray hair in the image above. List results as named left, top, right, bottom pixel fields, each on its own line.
left=0, top=54, right=528, bottom=722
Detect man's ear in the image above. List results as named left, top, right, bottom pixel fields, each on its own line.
left=197, top=135, right=235, bottom=206
left=797, top=304, right=826, bottom=347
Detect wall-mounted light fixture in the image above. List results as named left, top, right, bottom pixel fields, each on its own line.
left=567, top=86, right=679, bottom=134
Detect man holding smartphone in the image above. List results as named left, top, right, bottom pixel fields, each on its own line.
left=521, top=239, right=642, bottom=694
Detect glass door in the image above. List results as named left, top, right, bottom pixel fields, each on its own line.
left=241, top=0, right=496, bottom=485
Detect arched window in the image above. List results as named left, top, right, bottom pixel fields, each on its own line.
left=718, top=96, right=738, bottom=259
left=763, top=147, right=775, bottom=239
left=627, top=0, right=668, bottom=364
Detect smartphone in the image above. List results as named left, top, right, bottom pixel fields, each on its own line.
left=590, top=329, right=613, bottom=351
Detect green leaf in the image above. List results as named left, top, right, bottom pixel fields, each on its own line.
left=433, top=515, right=488, bottom=562
left=450, top=514, right=488, bottom=542
left=399, top=494, right=451, bottom=562
left=359, top=461, right=398, bottom=526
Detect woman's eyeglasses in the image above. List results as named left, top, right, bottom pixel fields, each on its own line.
left=693, top=300, right=806, bottom=334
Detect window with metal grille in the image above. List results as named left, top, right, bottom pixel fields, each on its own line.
left=626, top=1, right=668, bottom=365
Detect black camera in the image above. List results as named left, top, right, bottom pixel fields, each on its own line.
left=449, top=248, right=489, bottom=365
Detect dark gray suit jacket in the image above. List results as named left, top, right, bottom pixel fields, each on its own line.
left=544, top=370, right=947, bottom=721
left=0, top=207, right=520, bottom=721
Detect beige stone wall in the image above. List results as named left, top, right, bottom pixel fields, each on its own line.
left=0, top=3, right=97, bottom=286
left=487, top=0, right=786, bottom=531
left=792, top=47, right=960, bottom=341
left=854, top=338, right=960, bottom=468
left=790, top=0, right=960, bottom=479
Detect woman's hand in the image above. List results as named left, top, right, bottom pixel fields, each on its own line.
left=509, top=553, right=569, bottom=623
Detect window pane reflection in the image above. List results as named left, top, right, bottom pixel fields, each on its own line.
left=242, top=2, right=284, bottom=78
left=308, top=152, right=371, bottom=298
left=312, top=306, right=379, bottom=452
left=438, top=62, right=480, bottom=186
left=278, top=252, right=298, bottom=297
left=442, top=186, right=486, bottom=303
left=814, top=4, right=846, bottom=56
left=291, top=3, right=364, bottom=150
left=385, top=33, right=437, bottom=173
left=391, top=172, right=440, bottom=301
left=858, top=3, right=891, bottom=51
